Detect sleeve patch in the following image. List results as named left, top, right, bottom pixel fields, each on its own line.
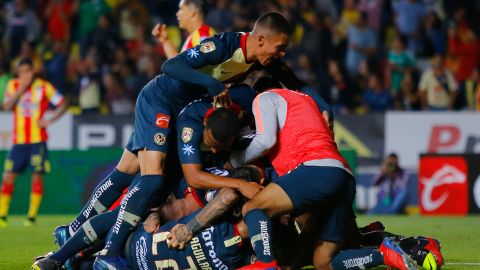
left=182, top=127, right=193, bottom=143
left=200, top=41, right=216, bottom=53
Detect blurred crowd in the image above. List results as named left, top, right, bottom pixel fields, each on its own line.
left=0, top=0, right=479, bottom=115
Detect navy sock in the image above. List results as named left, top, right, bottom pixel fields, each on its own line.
left=244, top=209, right=275, bottom=263
left=51, top=209, right=119, bottom=264
left=103, top=174, right=165, bottom=256
left=69, top=169, right=135, bottom=235
left=331, top=248, right=384, bottom=270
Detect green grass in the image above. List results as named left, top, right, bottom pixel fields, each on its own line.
left=0, top=215, right=479, bottom=269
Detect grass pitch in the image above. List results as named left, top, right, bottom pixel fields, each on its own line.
left=0, top=215, right=478, bottom=270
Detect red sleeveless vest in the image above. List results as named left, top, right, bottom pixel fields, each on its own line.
left=267, top=89, right=350, bottom=176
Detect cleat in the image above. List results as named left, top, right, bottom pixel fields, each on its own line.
left=93, top=255, right=130, bottom=270
left=0, top=217, right=7, bottom=228
left=23, top=217, right=36, bottom=227
left=379, top=237, right=419, bottom=270
left=52, top=225, right=73, bottom=269
left=32, top=254, right=62, bottom=270
left=423, top=237, right=443, bottom=267
left=53, top=225, right=70, bottom=248
left=237, top=260, right=278, bottom=270
left=360, top=221, right=385, bottom=233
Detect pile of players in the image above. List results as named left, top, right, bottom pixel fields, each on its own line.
left=33, top=10, right=443, bottom=270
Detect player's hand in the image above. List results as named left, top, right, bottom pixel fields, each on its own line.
left=213, top=87, right=232, bottom=109
left=38, top=119, right=52, bottom=128
left=143, top=211, right=161, bottom=233
left=238, top=181, right=262, bottom=199
left=166, top=224, right=193, bottom=250
left=152, top=23, right=168, bottom=43
left=19, top=72, right=34, bottom=92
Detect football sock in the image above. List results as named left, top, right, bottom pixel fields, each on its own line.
left=51, top=209, right=118, bottom=264
left=0, top=182, right=14, bottom=217
left=103, top=174, right=165, bottom=256
left=27, top=180, right=43, bottom=218
left=244, top=209, right=275, bottom=263
left=331, top=248, right=384, bottom=270
left=69, top=169, right=136, bottom=235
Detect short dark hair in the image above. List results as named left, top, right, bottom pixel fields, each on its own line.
left=205, top=108, right=240, bottom=145
left=388, top=153, right=398, bottom=159
left=230, top=166, right=261, bottom=184
left=184, top=0, right=209, bottom=16
left=17, top=58, right=33, bottom=68
left=253, top=12, right=292, bottom=36
left=253, top=76, right=282, bottom=94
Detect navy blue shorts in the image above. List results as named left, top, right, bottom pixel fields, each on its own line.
left=126, top=81, right=175, bottom=153
left=273, top=165, right=356, bottom=243
left=3, top=142, right=50, bottom=174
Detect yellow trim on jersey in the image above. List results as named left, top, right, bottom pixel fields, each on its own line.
left=197, top=48, right=254, bottom=82
left=191, top=30, right=201, bottom=47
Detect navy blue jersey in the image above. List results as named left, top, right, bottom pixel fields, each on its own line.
left=176, top=85, right=255, bottom=165
left=127, top=210, right=248, bottom=270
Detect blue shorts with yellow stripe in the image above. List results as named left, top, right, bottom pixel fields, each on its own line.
left=3, top=142, right=50, bottom=174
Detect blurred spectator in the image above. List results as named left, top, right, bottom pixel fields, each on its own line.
left=0, top=61, right=12, bottom=105
left=345, top=13, right=377, bottom=77
left=77, top=0, right=110, bottom=56
left=314, top=0, right=338, bottom=23
left=44, top=40, right=68, bottom=94
left=10, top=41, right=43, bottom=74
left=386, top=35, right=414, bottom=95
left=103, top=72, right=133, bottom=115
left=325, top=58, right=359, bottom=113
left=3, top=0, right=40, bottom=58
left=396, top=73, right=421, bottom=110
left=85, top=14, right=120, bottom=63
left=205, top=0, right=233, bottom=32
left=392, top=0, right=426, bottom=55
left=336, top=0, right=360, bottom=42
left=455, top=67, right=480, bottom=111
left=44, top=0, right=77, bottom=42
left=363, top=73, right=393, bottom=112
left=419, top=54, right=458, bottom=110
left=447, top=10, right=480, bottom=82
left=357, top=0, right=383, bottom=32
left=296, top=53, right=321, bottom=88
left=76, top=49, right=101, bottom=114
left=368, top=153, right=409, bottom=215
left=420, top=11, right=446, bottom=56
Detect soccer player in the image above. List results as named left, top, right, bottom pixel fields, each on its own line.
left=32, top=166, right=262, bottom=270
left=229, top=88, right=355, bottom=269
left=154, top=0, right=215, bottom=59
left=0, top=58, right=66, bottom=227
left=93, top=12, right=293, bottom=269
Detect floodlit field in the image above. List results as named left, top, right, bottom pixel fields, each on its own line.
left=0, top=215, right=478, bottom=270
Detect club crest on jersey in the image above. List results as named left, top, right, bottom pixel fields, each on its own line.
left=182, top=127, right=193, bottom=143
left=155, top=113, right=170, bottom=128
left=154, top=133, right=166, bottom=145
left=200, top=41, right=216, bottom=53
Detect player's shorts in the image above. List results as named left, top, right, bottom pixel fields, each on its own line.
left=3, top=142, right=50, bottom=174
left=273, top=164, right=355, bottom=243
left=126, top=80, right=175, bottom=153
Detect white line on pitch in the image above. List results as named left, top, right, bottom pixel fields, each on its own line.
left=445, top=262, right=480, bottom=266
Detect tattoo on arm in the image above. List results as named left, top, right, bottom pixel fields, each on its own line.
left=187, top=187, right=239, bottom=234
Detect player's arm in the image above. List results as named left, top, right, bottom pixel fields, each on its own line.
left=230, top=92, right=280, bottom=166
left=152, top=24, right=179, bottom=59
left=39, top=83, right=68, bottom=127
left=2, top=79, right=30, bottom=111
left=166, top=187, right=240, bottom=249
left=161, top=38, right=226, bottom=97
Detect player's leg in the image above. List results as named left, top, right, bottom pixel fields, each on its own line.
left=24, top=172, right=43, bottom=226
left=33, top=209, right=119, bottom=269
left=67, top=148, right=139, bottom=236
left=100, top=150, right=167, bottom=255
left=0, top=172, right=17, bottom=227
left=0, top=144, right=29, bottom=227
left=240, top=182, right=293, bottom=268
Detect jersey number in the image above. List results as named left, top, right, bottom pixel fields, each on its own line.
left=151, top=232, right=197, bottom=270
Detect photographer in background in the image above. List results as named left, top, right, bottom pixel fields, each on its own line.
left=368, top=153, right=409, bottom=215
